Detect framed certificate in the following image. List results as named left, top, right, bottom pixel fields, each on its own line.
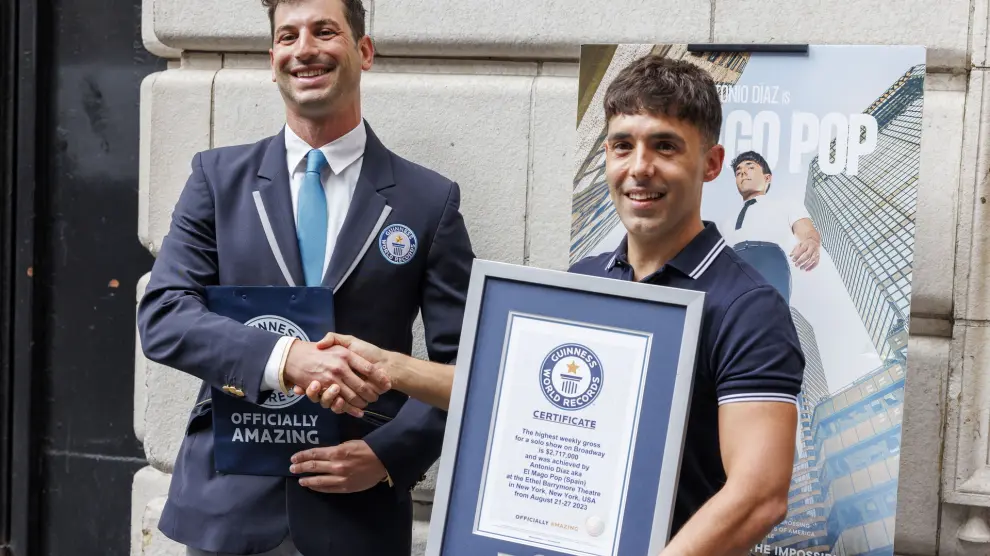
left=426, top=260, right=705, bottom=556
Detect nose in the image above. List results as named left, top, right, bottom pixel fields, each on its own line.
left=629, top=146, right=654, bottom=181
left=293, top=30, right=320, bottom=60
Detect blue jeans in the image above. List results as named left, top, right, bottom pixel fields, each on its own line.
left=733, top=241, right=791, bottom=303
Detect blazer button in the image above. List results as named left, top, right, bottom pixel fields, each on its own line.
left=232, top=387, right=245, bottom=397
left=222, top=386, right=232, bottom=394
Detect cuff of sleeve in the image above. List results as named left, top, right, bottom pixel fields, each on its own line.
left=261, top=335, right=296, bottom=392
left=364, top=434, right=418, bottom=491
left=717, top=392, right=799, bottom=406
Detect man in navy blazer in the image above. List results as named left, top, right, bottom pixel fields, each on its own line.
left=136, top=0, right=475, bottom=554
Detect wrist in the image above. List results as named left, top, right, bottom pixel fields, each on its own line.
left=282, top=339, right=307, bottom=387
left=277, top=338, right=298, bottom=394
left=380, top=350, right=400, bottom=391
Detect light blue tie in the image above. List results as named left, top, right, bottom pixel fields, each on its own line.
left=297, top=149, right=329, bottom=286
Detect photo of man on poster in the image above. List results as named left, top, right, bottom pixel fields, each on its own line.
left=721, top=150, right=822, bottom=304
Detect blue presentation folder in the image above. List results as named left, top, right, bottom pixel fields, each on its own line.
left=205, top=285, right=340, bottom=477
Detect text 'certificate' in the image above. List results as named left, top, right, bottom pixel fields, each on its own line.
left=474, top=313, right=651, bottom=556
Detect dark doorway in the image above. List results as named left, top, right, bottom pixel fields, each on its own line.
left=1, top=0, right=17, bottom=552
left=3, top=0, right=166, bottom=554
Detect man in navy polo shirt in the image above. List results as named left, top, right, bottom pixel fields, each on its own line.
left=566, top=55, right=805, bottom=554
left=302, top=54, right=804, bottom=556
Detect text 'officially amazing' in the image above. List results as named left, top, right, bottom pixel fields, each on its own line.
left=228, top=412, right=320, bottom=445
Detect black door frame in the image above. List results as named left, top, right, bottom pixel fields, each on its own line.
left=2, top=0, right=41, bottom=554
left=0, top=0, right=11, bottom=548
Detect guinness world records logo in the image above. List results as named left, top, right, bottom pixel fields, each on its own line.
left=244, top=315, right=309, bottom=409
left=539, top=343, right=603, bottom=411
left=379, top=223, right=418, bottom=265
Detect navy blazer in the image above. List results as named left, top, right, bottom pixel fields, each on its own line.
left=137, top=121, right=475, bottom=555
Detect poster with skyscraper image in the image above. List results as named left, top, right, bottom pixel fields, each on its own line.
left=572, top=44, right=924, bottom=556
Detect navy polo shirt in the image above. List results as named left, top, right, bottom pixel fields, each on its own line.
left=569, top=221, right=805, bottom=537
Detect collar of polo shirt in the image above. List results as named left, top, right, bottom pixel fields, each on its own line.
left=605, top=221, right=727, bottom=280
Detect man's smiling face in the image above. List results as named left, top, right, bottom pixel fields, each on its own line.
left=604, top=111, right=720, bottom=242
left=269, top=0, right=372, bottom=118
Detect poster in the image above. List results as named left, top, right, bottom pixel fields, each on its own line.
left=571, top=44, right=925, bottom=556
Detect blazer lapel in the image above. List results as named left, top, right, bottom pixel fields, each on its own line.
left=255, top=128, right=305, bottom=287
left=323, top=122, right=396, bottom=292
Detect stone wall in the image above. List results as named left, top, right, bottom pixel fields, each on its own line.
left=132, top=1, right=990, bottom=555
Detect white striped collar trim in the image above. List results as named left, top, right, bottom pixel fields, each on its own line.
left=687, top=237, right=726, bottom=279
left=603, top=227, right=725, bottom=278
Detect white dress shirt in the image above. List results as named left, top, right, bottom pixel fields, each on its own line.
left=720, top=192, right=811, bottom=252
left=261, top=120, right=367, bottom=392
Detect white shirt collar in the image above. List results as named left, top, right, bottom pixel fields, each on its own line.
left=284, top=119, right=367, bottom=177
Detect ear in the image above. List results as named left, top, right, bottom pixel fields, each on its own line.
left=358, top=35, right=375, bottom=71
left=702, top=144, right=725, bottom=183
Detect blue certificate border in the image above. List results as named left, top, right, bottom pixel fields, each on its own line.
left=472, top=312, right=652, bottom=555
left=426, top=260, right=705, bottom=556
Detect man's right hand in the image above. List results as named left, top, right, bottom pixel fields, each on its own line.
left=282, top=341, right=386, bottom=417
left=294, top=333, right=394, bottom=416
left=306, top=332, right=457, bottom=412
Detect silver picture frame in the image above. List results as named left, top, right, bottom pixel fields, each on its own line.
left=426, top=259, right=705, bottom=556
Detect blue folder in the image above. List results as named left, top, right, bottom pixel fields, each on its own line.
left=205, top=285, right=340, bottom=477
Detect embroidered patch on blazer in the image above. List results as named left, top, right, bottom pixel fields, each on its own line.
left=378, top=224, right=418, bottom=265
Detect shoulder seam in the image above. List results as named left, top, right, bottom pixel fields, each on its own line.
left=424, top=180, right=457, bottom=262
left=192, top=151, right=217, bottom=209
left=718, top=247, right=770, bottom=289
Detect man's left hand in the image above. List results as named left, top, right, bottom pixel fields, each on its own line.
left=290, top=440, right=387, bottom=494
left=293, top=333, right=394, bottom=417
left=790, top=238, right=820, bottom=271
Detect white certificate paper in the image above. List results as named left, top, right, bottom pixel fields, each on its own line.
left=474, top=313, right=652, bottom=556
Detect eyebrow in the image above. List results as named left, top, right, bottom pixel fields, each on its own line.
left=311, top=18, right=339, bottom=28
left=275, top=18, right=340, bottom=35
left=607, top=131, right=685, bottom=143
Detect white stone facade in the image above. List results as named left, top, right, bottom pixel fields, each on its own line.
left=132, top=1, right=990, bottom=555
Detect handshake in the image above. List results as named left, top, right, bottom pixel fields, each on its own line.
left=280, top=333, right=394, bottom=418
left=279, top=333, right=454, bottom=416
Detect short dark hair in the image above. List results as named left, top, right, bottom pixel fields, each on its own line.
left=603, top=55, right=722, bottom=146
left=262, top=0, right=367, bottom=42
left=731, top=151, right=772, bottom=175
